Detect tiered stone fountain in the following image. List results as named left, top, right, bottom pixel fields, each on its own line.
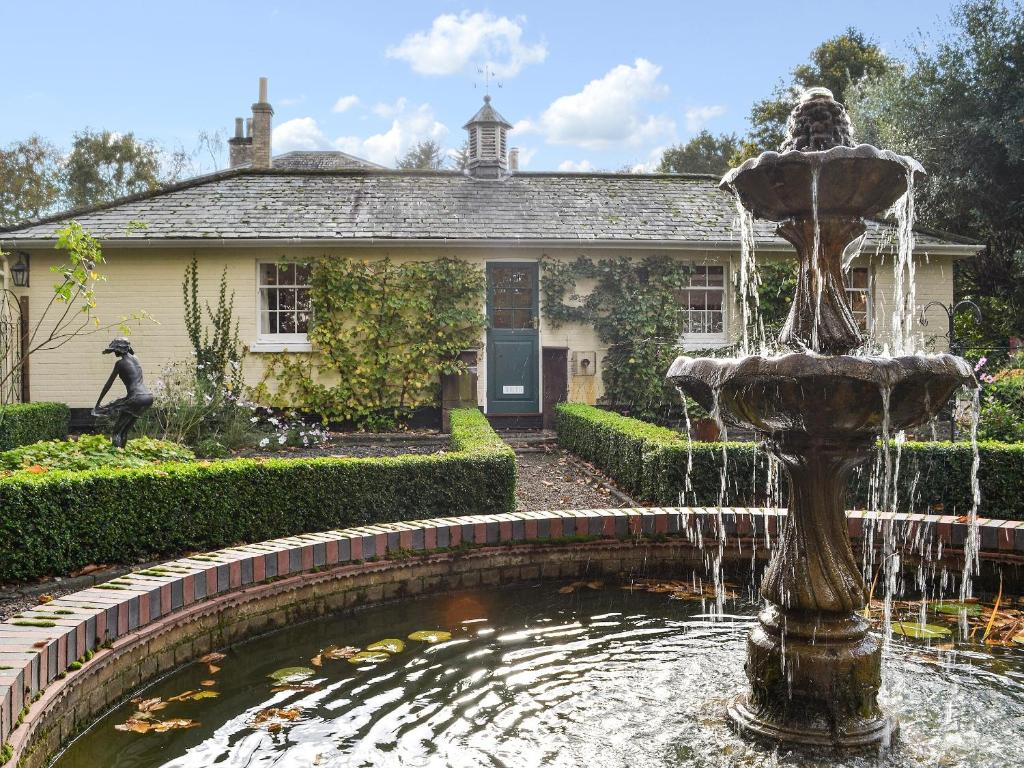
left=668, top=88, right=976, bottom=750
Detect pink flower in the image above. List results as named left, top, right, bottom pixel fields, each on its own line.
left=974, top=356, right=988, bottom=372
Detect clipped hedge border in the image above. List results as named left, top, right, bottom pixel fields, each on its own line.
left=0, top=402, right=70, bottom=451
left=0, top=408, right=515, bottom=583
left=556, top=402, right=1024, bottom=521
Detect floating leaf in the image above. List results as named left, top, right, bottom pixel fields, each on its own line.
left=207, top=664, right=221, bottom=675
left=367, top=639, right=405, bottom=654
left=270, top=682, right=321, bottom=693
left=131, top=698, right=167, bottom=713
left=150, top=718, right=200, bottom=733
left=168, top=690, right=199, bottom=702
left=892, top=621, right=952, bottom=639
left=190, top=690, right=219, bottom=700
left=932, top=602, right=983, bottom=617
left=200, top=680, right=216, bottom=687
left=323, top=645, right=360, bottom=660
left=347, top=651, right=390, bottom=665
left=199, top=652, right=226, bottom=664
left=559, top=580, right=605, bottom=594
left=116, top=717, right=198, bottom=733
left=408, top=630, right=452, bottom=644
left=310, top=653, right=322, bottom=668
left=268, top=666, right=315, bottom=684
left=115, top=718, right=154, bottom=734
left=1013, top=634, right=1024, bottom=645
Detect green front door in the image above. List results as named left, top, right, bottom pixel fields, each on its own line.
left=487, top=263, right=540, bottom=414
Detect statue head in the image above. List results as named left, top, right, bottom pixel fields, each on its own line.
left=102, top=337, right=134, bottom=356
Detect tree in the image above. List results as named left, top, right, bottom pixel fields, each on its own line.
left=658, top=131, right=740, bottom=175
left=0, top=136, right=63, bottom=226
left=397, top=139, right=446, bottom=170
left=63, top=129, right=162, bottom=208
left=449, top=140, right=471, bottom=171
left=845, top=0, right=1024, bottom=357
left=748, top=28, right=892, bottom=152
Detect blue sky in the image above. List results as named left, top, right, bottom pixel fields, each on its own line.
left=1, top=0, right=961, bottom=172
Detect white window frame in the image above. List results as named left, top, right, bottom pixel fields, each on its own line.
left=250, top=260, right=313, bottom=353
left=676, top=261, right=729, bottom=350
left=843, top=265, right=872, bottom=333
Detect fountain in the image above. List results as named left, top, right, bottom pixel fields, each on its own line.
left=668, top=88, right=976, bottom=750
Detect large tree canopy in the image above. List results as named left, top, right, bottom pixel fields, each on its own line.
left=63, top=130, right=163, bottom=208
left=657, top=131, right=739, bottom=175
left=0, top=136, right=63, bottom=226
left=397, top=139, right=446, bottom=170
left=747, top=27, right=892, bottom=153
left=846, top=0, right=1024, bottom=352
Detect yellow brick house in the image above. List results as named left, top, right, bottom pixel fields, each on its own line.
left=0, top=81, right=980, bottom=428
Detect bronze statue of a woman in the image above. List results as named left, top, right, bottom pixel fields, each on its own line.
left=92, top=338, right=154, bottom=448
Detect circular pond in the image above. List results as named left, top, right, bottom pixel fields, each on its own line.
left=54, top=583, right=1024, bottom=768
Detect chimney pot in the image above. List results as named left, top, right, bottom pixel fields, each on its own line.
left=509, top=147, right=520, bottom=172
left=246, top=118, right=253, bottom=137
left=258, top=76, right=268, bottom=103
left=250, top=78, right=274, bottom=169
left=234, top=117, right=244, bottom=139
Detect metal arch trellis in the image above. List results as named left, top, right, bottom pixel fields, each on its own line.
left=0, top=288, right=24, bottom=405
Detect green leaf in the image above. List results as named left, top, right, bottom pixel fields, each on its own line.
left=346, top=651, right=391, bottom=665
left=268, top=666, right=316, bottom=683
left=931, top=602, right=983, bottom=617
left=407, top=630, right=452, bottom=644
left=891, top=621, right=952, bottom=639
left=366, top=638, right=405, bottom=654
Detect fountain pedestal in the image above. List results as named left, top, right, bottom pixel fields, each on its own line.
left=729, top=434, right=896, bottom=749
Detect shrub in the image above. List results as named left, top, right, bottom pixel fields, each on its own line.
left=0, top=434, right=194, bottom=473
left=975, top=364, right=1024, bottom=442
left=0, top=408, right=514, bottom=582
left=556, top=402, right=1024, bottom=520
left=0, top=402, right=70, bottom=451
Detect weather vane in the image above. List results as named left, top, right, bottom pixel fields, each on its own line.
left=475, top=65, right=502, bottom=94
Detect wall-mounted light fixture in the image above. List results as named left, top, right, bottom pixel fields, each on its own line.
left=9, top=252, right=29, bottom=288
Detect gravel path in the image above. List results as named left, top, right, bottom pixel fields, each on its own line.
left=515, top=447, right=636, bottom=512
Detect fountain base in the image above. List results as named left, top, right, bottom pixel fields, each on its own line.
left=728, top=605, right=898, bottom=751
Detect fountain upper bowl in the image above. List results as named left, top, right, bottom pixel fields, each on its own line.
left=667, top=352, right=975, bottom=438
left=720, top=145, right=925, bottom=222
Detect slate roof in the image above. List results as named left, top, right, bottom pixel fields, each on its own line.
left=268, top=151, right=384, bottom=171
left=0, top=168, right=978, bottom=250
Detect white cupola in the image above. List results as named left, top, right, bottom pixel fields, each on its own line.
left=463, top=95, right=513, bottom=179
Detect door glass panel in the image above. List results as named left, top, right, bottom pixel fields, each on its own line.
left=493, top=309, right=514, bottom=328
left=490, top=266, right=536, bottom=329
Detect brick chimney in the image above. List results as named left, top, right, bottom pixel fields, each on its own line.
left=228, top=116, right=252, bottom=168
left=508, top=147, right=520, bottom=172
left=250, top=77, right=273, bottom=169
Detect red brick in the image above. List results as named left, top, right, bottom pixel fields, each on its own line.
left=277, top=550, right=290, bottom=576
left=550, top=517, right=563, bottom=538
left=525, top=518, right=539, bottom=540
left=253, top=556, right=266, bottom=583
left=449, top=525, right=462, bottom=547
left=500, top=521, right=514, bottom=542
left=350, top=536, right=363, bottom=560
left=326, top=539, right=339, bottom=565
left=229, top=560, right=242, bottom=588
left=301, top=546, right=314, bottom=571
left=424, top=526, right=437, bottom=550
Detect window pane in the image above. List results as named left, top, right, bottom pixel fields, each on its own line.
left=278, top=288, right=297, bottom=311
left=512, top=285, right=534, bottom=309
left=260, top=288, right=278, bottom=312
left=493, top=309, right=513, bottom=328
left=295, top=263, right=311, bottom=285
left=297, top=311, right=311, bottom=333
left=846, top=268, right=868, bottom=289
left=279, top=312, right=297, bottom=334
left=261, top=311, right=277, bottom=334
left=691, top=267, right=708, bottom=287
left=512, top=309, right=534, bottom=329
left=279, top=263, right=296, bottom=285
left=260, top=264, right=277, bottom=286
left=296, top=288, right=311, bottom=311
left=707, top=266, right=725, bottom=287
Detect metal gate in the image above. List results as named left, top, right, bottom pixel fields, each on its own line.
left=0, top=290, right=24, bottom=404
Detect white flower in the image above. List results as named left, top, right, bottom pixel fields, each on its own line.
left=269, top=417, right=279, bottom=426
left=259, top=437, right=270, bottom=448
left=278, top=434, right=287, bottom=445
left=250, top=416, right=259, bottom=423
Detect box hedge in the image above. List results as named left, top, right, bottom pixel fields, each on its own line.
left=0, top=402, right=70, bottom=451
left=556, top=402, right=1024, bottom=521
left=0, top=408, right=515, bottom=583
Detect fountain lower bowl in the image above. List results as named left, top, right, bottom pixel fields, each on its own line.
left=667, top=352, right=975, bottom=438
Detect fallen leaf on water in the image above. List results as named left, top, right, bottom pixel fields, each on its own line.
left=347, top=651, right=390, bottom=665
left=323, top=646, right=360, bottom=660
left=131, top=698, right=167, bottom=713
left=1013, top=634, right=1024, bottom=645
left=253, top=707, right=301, bottom=730
left=268, top=722, right=282, bottom=733
left=190, top=691, right=219, bottom=700
left=207, top=664, right=221, bottom=675
left=268, top=666, right=316, bottom=684
left=199, top=652, right=226, bottom=664
left=151, top=718, right=200, bottom=733
left=270, top=682, right=321, bottom=692
left=168, top=690, right=199, bottom=702
left=932, top=602, right=983, bottom=617
left=116, top=717, right=198, bottom=734
left=310, top=653, right=322, bottom=668
left=408, top=630, right=452, bottom=644
left=115, top=718, right=153, bottom=734
left=367, top=639, right=405, bottom=654
left=559, top=580, right=604, bottom=594
left=891, top=621, right=952, bottom=640
left=200, top=680, right=216, bottom=687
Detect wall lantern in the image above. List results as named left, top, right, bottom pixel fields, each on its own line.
left=9, top=252, right=29, bottom=288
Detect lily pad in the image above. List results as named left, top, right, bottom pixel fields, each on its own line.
left=367, top=639, right=405, bottom=653
left=268, top=666, right=316, bottom=683
left=408, top=630, right=452, bottom=644
left=931, top=602, right=983, bottom=617
left=892, top=621, right=952, bottom=639
left=346, top=650, right=391, bottom=665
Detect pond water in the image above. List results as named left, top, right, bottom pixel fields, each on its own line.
left=53, top=584, right=1024, bottom=768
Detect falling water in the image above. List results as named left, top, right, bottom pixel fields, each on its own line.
left=959, top=388, right=983, bottom=604
left=890, top=167, right=918, bottom=356
left=810, top=164, right=823, bottom=352
left=734, top=195, right=765, bottom=356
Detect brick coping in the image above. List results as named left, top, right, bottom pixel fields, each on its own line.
left=1, top=506, right=1022, bottom=757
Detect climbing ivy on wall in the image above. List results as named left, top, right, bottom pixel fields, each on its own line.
left=255, top=256, right=485, bottom=430
left=541, top=255, right=711, bottom=424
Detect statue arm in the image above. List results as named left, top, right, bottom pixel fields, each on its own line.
left=94, top=368, right=118, bottom=409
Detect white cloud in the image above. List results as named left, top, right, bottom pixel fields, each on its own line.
left=335, top=102, right=448, bottom=166
left=372, top=97, right=407, bottom=118
left=278, top=95, right=306, bottom=107
left=273, top=117, right=331, bottom=152
left=515, top=147, right=537, bottom=168
left=529, top=59, right=675, bottom=150
left=387, top=12, right=546, bottom=77
left=557, top=159, right=595, bottom=172
left=332, top=95, right=360, bottom=113
left=684, top=104, right=726, bottom=132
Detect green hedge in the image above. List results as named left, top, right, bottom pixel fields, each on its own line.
left=556, top=402, right=1024, bottom=521
left=0, top=408, right=515, bottom=583
left=0, top=402, right=70, bottom=451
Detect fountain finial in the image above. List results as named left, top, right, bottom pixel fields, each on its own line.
left=781, top=87, right=855, bottom=152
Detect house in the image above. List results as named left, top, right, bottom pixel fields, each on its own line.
left=0, top=79, right=980, bottom=428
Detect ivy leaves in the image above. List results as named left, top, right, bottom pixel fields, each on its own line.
left=259, top=256, right=485, bottom=430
